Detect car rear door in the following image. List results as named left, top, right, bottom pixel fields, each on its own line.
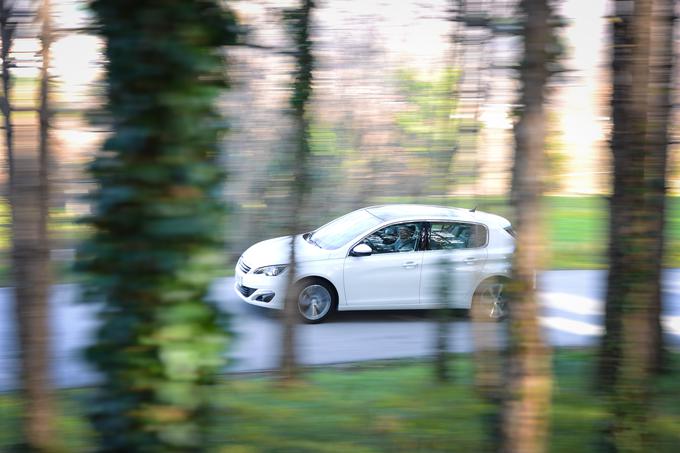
left=419, top=222, right=488, bottom=308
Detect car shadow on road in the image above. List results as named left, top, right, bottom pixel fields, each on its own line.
left=327, top=308, right=471, bottom=324
left=237, top=302, right=471, bottom=324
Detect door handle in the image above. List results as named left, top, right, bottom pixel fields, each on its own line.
left=402, top=261, right=418, bottom=269
left=464, top=257, right=477, bottom=265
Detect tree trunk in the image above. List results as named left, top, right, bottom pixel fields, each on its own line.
left=502, top=0, right=553, bottom=451
left=11, top=125, right=55, bottom=453
left=3, top=1, right=56, bottom=450
left=598, top=0, right=653, bottom=389
left=279, top=0, right=314, bottom=383
left=598, top=1, right=658, bottom=450
left=81, top=1, right=235, bottom=450
left=645, top=0, right=674, bottom=375
left=471, top=302, right=505, bottom=450
left=600, top=1, right=647, bottom=390
left=1, top=0, right=15, bottom=187
left=433, top=257, right=452, bottom=383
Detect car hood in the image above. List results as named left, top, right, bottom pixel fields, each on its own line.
left=240, top=234, right=331, bottom=269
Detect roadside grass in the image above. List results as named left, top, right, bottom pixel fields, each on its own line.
left=1, top=350, right=679, bottom=452
left=544, top=196, right=608, bottom=269
left=0, top=200, right=90, bottom=285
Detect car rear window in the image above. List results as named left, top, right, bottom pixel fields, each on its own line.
left=428, top=222, right=487, bottom=249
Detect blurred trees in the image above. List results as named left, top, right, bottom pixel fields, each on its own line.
left=78, top=0, right=235, bottom=450
left=396, top=68, right=459, bottom=198
left=503, top=0, right=554, bottom=451
left=1, top=0, right=56, bottom=449
left=598, top=0, right=674, bottom=449
left=0, top=0, right=675, bottom=450
left=280, top=0, right=314, bottom=383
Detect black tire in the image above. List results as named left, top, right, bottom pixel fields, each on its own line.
left=295, top=278, right=337, bottom=324
left=471, top=277, right=509, bottom=322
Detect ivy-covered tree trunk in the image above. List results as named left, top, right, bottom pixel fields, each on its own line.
left=600, top=1, right=658, bottom=450
left=598, top=0, right=639, bottom=389
left=598, top=0, right=651, bottom=385
left=503, top=0, right=553, bottom=451
left=80, top=1, right=235, bottom=450
left=279, top=0, right=314, bottom=383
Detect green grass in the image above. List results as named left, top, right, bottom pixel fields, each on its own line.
left=544, top=196, right=609, bottom=269
left=0, top=199, right=90, bottom=285
left=2, top=350, right=679, bottom=452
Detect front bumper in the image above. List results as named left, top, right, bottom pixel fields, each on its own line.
left=234, top=259, right=287, bottom=310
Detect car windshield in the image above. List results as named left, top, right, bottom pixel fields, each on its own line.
left=309, top=209, right=382, bottom=250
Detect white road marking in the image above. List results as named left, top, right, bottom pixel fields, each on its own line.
left=662, top=316, right=680, bottom=336
left=540, top=292, right=602, bottom=316
left=539, top=316, right=604, bottom=336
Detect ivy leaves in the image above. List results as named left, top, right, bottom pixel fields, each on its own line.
left=80, top=1, right=236, bottom=450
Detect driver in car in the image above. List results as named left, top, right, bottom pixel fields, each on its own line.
left=393, top=225, right=416, bottom=252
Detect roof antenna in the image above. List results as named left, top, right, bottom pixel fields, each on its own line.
left=469, top=206, right=477, bottom=212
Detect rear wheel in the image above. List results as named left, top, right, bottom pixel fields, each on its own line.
left=296, top=279, right=336, bottom=323
left=471, top=278, right=508, bottom=321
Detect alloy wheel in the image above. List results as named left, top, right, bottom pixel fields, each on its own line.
left=298, top=284, right=332, bottom=321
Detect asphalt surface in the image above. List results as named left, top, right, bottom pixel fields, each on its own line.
left=1, top=270, right=679, bottom=390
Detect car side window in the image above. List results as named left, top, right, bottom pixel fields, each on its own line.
left=428, top=222, right=487, bottom=250
left=361, top=222, right=422, bottom=254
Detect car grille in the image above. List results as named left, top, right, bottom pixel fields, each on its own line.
left=238, top=258, right=251, bottom=274
left=237, top=283, right=256, bottom=297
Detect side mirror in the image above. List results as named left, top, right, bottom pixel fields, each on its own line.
left=350, top=243, right=373, bottom=257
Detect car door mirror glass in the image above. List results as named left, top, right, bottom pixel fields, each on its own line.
left=351, top=243, right=373, bottom=257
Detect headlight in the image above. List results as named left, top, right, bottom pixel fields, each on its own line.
left=253, top=265, right=288, bottom=276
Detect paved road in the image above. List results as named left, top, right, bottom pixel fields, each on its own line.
left=1, top=270, right=679, bottom=390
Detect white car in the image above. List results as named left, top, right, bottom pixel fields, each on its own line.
left=235, top=204, right=515, bottom=323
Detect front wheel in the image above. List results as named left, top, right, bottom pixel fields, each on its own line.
left=471, top=278, right=508, bottom=322
left=296, top=279, right=336, bottom=323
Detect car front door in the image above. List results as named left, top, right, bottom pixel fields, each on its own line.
left=419, top=222, right=488, bottom=308
left=343, top=222, right=424, bottom=307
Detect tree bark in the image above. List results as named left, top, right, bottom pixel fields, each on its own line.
left=433, top=257, right=452, bottom=383
left=645, top=0, right=674, bottom=375
left=280, top=0, right=314, bottom=383
left=1, top=0, right=15, bottom=185
left=3, top=1, right=56, bottom=450
left=599, top=0, right=658, bottom=450
left=503, top=0, right=553, bottom=451
left=11, top=125, right=55, bottom=452
left=599, top=1, right=653, bottom=391
left=471, top=301, right=504, bottom=450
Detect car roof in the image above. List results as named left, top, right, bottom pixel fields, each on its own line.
left=363, top=204, right=511, bottom=228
